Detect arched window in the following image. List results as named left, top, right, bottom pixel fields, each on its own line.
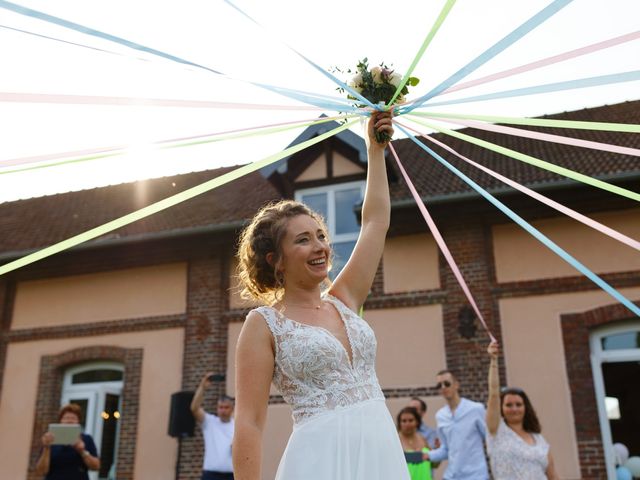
left=62, top=362, right=124, bottom=480
left=590, top=323, right=640, bottom=478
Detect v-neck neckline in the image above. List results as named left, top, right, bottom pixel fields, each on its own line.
left=274, top=295, right=355, bottom=369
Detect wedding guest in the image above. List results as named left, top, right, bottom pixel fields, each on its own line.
left=408, top=397, right=439, bottom=449
left=35, top=403, right=100, bottom=480
left=486, top=341, right=559, bottom=479
left=397, top=407, right=432, bottom=480
left=426, top=370, right=489, bottom=479
left=191, top=372, right=235, bottom=480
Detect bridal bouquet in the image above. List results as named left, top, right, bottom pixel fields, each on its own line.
left=335, top=58, right=419, bottom=142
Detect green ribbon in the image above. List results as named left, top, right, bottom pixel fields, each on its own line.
left=0, top=120, right=357, bottom=276
left=389, top=0, right=457, bottom=106
left=410, top=111, right=640, bottom=133
left=1, top=115, right=358, bottom=176
left=407, top=115, right=640, bottom=202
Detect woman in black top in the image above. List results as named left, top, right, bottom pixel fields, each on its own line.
left=35, top=403, right=100, bottom=480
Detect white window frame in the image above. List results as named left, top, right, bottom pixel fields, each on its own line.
left=589, top=322, right=640, bottom=479
left=295, top=180, right=365, bottom=245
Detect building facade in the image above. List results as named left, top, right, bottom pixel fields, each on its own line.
left=0, top=101, right=639, bottom=479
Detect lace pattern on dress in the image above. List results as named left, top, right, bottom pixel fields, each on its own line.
left=487, top=419, right=549, bottom=479
left=255, top=294, right=384, bottom=424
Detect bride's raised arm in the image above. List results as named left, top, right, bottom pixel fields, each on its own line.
left=330, top=110, right=393, bottom=312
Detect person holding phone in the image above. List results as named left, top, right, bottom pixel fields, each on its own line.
left=397, top=407, right=432, bottom=480
left=191, top=371, right=235, bottom=480
left=34, top=403, right=100, bottom=480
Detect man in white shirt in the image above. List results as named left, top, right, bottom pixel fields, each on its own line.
left=426, top=369, right=489, bottom=479
left=191, top=372, right=235, bottom=480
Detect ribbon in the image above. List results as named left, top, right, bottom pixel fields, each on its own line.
left=0, top=3, right=356, bottom=112
left=0, top=0, right=223, bottom=75
left=411, top=111, right=640, bottom=133
left=403, top=0, right=574, bottom=113
left=388, top=142, right=496, bottom=340
left=222, top=0, right=378, bottom=111
left=399, top=120, right=640, bottom=252
left=388, top=0, right=457, bottom=105
left=395, top=123, right=640, bottom=317
left=425, top=115, right=640, bottom=158
left=417, top=70, right=640, bottom=109
left=0, top=23, right=142, bottom=59
left=0, top=91, right=329, bottom=110
left=442, top=30, right=640, bottom=95
left=0, top=115, right=357, bottom=174
left=407, top=116, right=640, bottom=202
left=0, top=121, right=356, bottom=276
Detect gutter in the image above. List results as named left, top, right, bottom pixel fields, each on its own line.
left=0, top=220, right=247, bottom=263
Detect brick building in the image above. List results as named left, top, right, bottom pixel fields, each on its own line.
left=0, top=100, right=638, bottom=479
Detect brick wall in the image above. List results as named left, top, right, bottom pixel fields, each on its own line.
left=0, top=278, right=15, bottom=403
left=176, top=252, right=233, bottom=479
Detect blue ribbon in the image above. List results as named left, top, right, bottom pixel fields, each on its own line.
left=396, top=124, right=640, bottom=317
left=403, top=0, right=574, bottom=113
left=0, top=1, right=359, bottom=113
left=223, top=0, right=378, bottom=111
left=413, top=70, right=640, bottom=108
left=251, top=82, right=361, bottom=113
left=0, top=24, right=138, bottom=58
left=0, top=0, right=224, bottom=75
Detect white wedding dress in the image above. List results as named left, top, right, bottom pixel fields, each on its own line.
left=254, top=294, right=410, bottom=480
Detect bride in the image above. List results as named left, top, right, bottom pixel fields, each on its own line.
left=232, top=111, right=409, bottom=480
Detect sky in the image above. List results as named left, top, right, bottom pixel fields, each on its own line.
left=0, top=0, right=639, bottom=203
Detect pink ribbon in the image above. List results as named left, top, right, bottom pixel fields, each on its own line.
left=424, top=115, right=640, bottom=157
left=0, top=114, right=351, bottom=168
left=388, top=141, right=496, bottom=341
left=397, top=120, right=640, bottom=252
left=0, top=92, right=324, bottom=110
left=428, top=117, right=640, bottom=157
left=442, top=30, right=640, bottom=95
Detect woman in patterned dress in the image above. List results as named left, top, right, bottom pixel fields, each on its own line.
left=486, top=341, right=559, bottom=479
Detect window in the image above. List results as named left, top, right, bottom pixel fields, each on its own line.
left=296, top=181, right=365, bottom=277
left=590, top=323, right=640, bottom=478
left=62, top=362, right=124, bottom=480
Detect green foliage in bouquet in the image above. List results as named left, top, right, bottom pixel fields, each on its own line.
left=334, top=58, right=419, bottom=143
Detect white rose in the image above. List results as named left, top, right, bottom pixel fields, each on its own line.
left=371, top=66, right=383, bottom=84
left=389, top=72, right=403, bottom=88
left=348, top=72, right=364, bottom=93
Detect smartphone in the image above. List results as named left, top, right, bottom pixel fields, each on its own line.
left=404, top=451, right=424, bottom=464
left=208, top=373, right=226, bottom=382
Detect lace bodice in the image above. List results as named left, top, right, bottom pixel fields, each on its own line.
left=254, top=294, right=384, bottom=424
left=487, top=419, right=549, bottom=479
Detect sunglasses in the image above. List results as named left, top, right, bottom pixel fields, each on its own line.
left=501, top=386, right=525, bottom=395
left=436, top=381, right=452, bottom=389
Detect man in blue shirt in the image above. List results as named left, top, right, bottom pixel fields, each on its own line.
left=426, top=369, right=489, bottom=479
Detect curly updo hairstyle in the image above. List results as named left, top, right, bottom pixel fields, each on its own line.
left=236, top=200, right=332, bottom=305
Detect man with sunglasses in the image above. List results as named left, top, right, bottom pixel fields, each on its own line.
left=425, top=370, right=489, bottom=479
